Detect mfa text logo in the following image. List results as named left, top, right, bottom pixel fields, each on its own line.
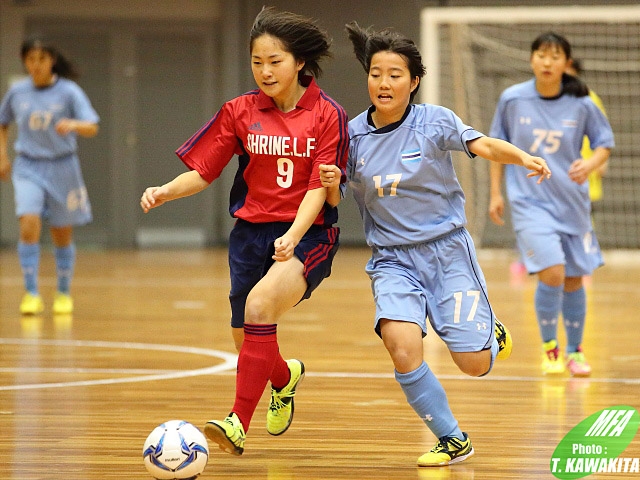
left=551, top=406, right=640, bottom=479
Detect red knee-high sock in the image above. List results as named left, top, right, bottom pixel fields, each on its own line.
left=231, top=324, right=279, bottom=431
left=270, top=351, right=290, bottom=390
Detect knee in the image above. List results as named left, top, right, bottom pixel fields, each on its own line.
left=19, top=215, right=40, bottom=243
left=50, top=226, right=73, bottom=247
left=564, top=276, right=583, bottom=292
left=539, top=265, right=565, bottom=288
left=243, top=294, right=271, bottom=325
left=388, top=347, right=422, bottom=373
left=380, top=320, right=424, bottom=373
left=386, top=343, right=423, bottom=373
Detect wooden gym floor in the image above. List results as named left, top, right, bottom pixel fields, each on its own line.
left=0, top=246, right=639, bottom=479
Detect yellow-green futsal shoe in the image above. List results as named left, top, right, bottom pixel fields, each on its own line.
left=204, top=412, right=245, bottom=456
left=266, top=359, right=305, bottom=436
left=417, top=432, right=474, bottom=467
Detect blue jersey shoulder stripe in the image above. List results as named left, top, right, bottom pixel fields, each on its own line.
left=319, top=91, right=349, bottom=168
left=175, top=111, right=219, bottom=158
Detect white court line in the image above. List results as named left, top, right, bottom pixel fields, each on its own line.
left=0, top=367, right=182, bottom=374
left=2, top=338, right=639, bottom=391
left=0, top=338, right=237, bottom=391
left=309, top=371, right=640, bottom=385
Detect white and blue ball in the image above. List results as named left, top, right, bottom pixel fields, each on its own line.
left=143, top=420, right=209, bottom=480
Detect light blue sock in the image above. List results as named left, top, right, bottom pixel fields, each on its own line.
left=18, top=242, right=40, bottom=295
left=563, top=287, right=586, bottom=353
left=54, top=243, right=76, bottom=294
left=395, top=361, right=463, bottom=440
left=534, top=282, right=563, bottom=343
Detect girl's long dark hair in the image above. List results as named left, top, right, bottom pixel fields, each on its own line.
left=531, top=32, right=588, bottom=98
left=250, top=6, right=332, bottom=80
left=21, top=35, right=79, bottom=80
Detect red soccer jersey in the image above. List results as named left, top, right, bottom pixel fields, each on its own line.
left=176, top=77, right=348, bottom=226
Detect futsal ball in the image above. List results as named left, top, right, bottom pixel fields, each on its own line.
left=143, top=420, right=209, bottom=480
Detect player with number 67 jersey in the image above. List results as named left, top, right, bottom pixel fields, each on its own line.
left=0, top=35, right=99, bottom=317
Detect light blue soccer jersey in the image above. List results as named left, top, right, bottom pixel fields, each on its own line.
left=489, top=79, right=614, bottom=235
left=0, top=77, right=99, bottom=159
left=348, top=104, right=484, bottom=247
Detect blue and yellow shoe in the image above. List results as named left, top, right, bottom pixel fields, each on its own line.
left=495, top=318, right=512, bottom=360
left=266, top=359, right=305, bottom=436
left=417, top=432, right=474, bottom=466
left=204, top=412, right=245, bottom=456
left=19, top=293, right=44, bottom=315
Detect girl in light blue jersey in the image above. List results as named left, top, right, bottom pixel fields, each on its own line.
left=0, top=36, right=99, bottom=315
left=488, top=32, right=614, bottom=378
left=320, top=23, right=550, bottom=468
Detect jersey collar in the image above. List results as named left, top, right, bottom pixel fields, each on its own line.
left=256, top=75, right=320, bottom=111
left=367, top=104, right=412, bottom=133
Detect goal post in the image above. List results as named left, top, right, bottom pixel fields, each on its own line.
left=420, top=5, right=640, bottom=248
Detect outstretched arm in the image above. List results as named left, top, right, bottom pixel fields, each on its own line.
left=140, top=170, right=209, bottom=213
left=468, top=136, right=551, bottom=183
left=55, top=119, right=99, bottom=138
left=488, top=162, right=506, bottom=226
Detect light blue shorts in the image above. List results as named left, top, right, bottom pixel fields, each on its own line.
left=515, top=227, right=603, bottom=277
left=365, top=228, right=495, bottom=353
left=12, top=154, right=92, bottom=227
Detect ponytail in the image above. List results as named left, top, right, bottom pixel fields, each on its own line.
left=562, top=73, right=589, bottom=98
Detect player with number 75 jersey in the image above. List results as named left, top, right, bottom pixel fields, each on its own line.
left=488, top=32, right=615, bottom=379
left=489, top=77, right=613, bottom=235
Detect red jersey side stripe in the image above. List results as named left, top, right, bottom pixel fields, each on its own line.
left=303, top=228, right=338, bottom=273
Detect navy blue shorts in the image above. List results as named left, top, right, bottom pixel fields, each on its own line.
left=228, top=219, right=339, bottom=328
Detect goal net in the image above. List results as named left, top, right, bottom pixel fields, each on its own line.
left=421, top=5, right=640, bottom=248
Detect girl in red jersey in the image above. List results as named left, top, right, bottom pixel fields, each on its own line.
left=140, top=7, right=348, bottom=456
